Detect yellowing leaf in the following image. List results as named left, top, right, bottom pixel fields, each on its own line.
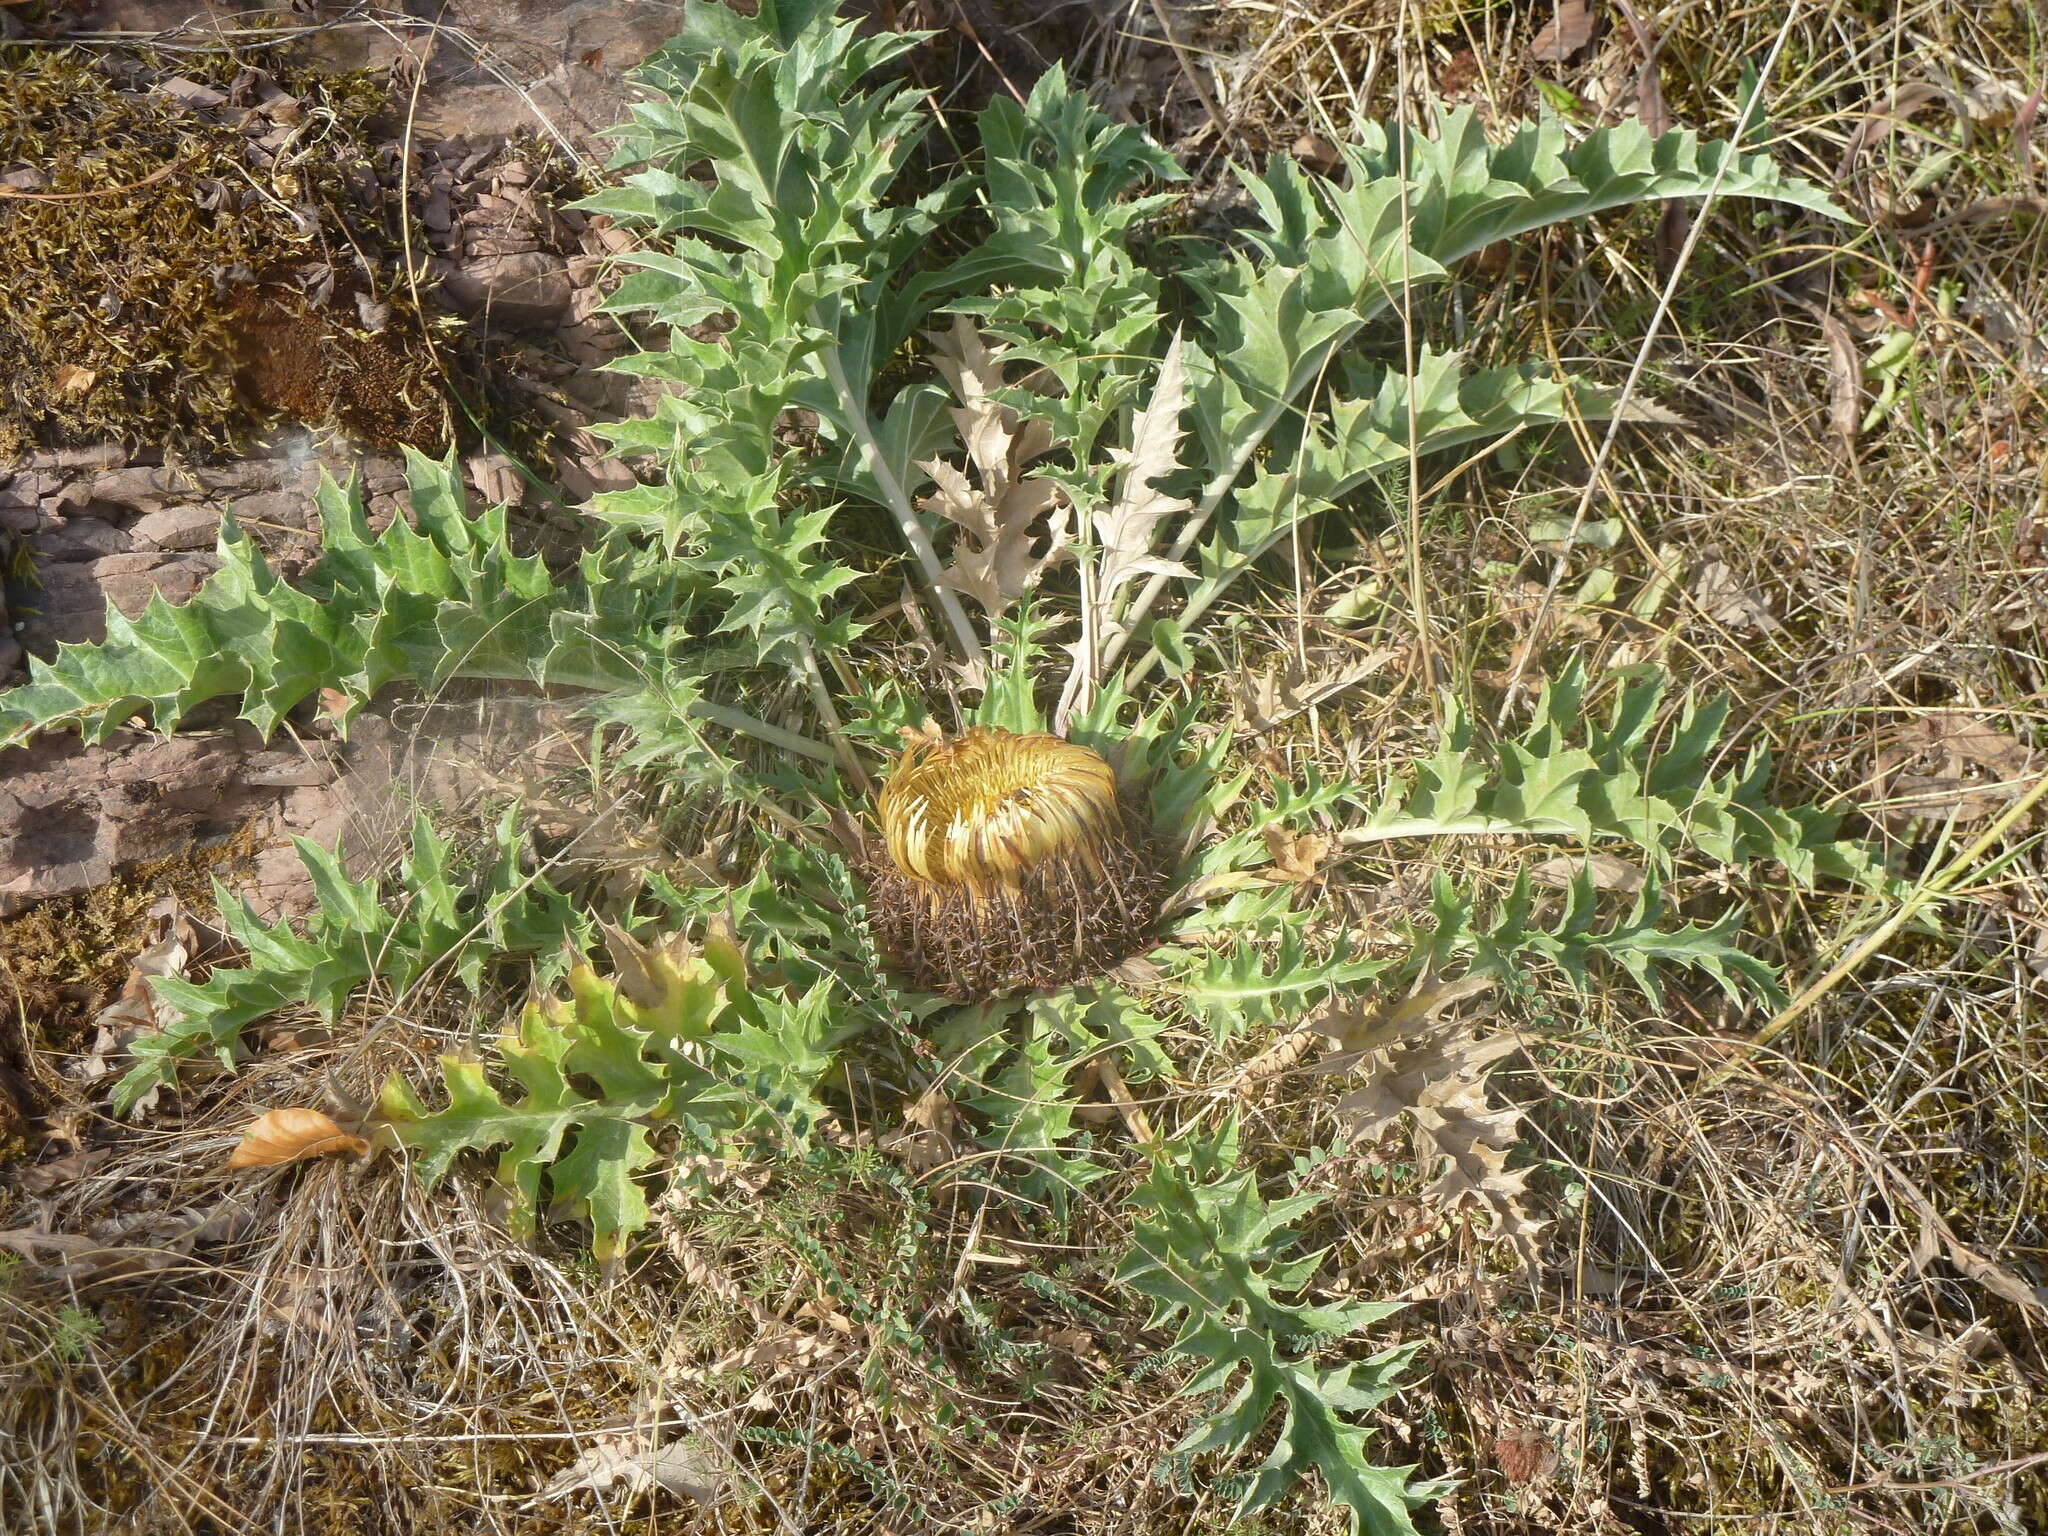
left=227, top=1108, right=369, bottom=1169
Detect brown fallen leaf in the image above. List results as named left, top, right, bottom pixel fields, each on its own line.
left=18, top=1148, right=112, bottom=1196
left=53, top=364, right=98, bottom=396
left=1308, top=977, right=1546, bottom=1267
left=1526, top=0, right=1598, bottom=66
left=1494, top=1424, right=1561, bottom=1484
left=1291, top=132, right=1341, bottom=176
left=1872, top=713, right=2043, bottom=831
left=880, top=1085, right=964, bottom=1175
left=1263, top=823, right=1331, bottom=885
left=537, top=1428, right=726, bottom=1507
left=1529, top=851, right=1646, bottom=893
left=1817, top=308, right=1866, bottom=461
left=227, top=1108, right=370, bottom=1170
left=1691, top=559, right=1782, bottom=633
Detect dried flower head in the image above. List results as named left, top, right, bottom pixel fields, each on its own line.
left=867, top=726, right=1162, bottom=997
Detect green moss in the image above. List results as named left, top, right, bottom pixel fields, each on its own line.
left=0, top=43, right=437, bottom=454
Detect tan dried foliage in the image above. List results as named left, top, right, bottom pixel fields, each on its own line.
left=1262, top=823, right=1331, bottom=885
left=1528, top=850, right=1646, bottom=893
left=1314, top=977, right=1547, bottom=1265
left=880, top=1084, right=965, bottom=1174
left=1093, top=327, right=1193, bottom=616
left=920, top=315, right=1071, bottom=616
left=1526, top=0, right=1598, bottom=65
left=227, top=1107, right=370, bottom=1169
left=536, top=1428, right=727, bottom=1508
left=1874, top=711, right=2044, bottom=830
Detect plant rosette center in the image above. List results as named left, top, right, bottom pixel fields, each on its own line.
left=867, top=725, right=1163, bottom=997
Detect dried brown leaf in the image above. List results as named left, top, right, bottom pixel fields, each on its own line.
left=1691, top=559, right=1782, bottom=633
left=1493, top=1425, right=1560, bottom=1484
left=1290, top=132, right=1341, bottom=175
left=18, top=1148, right=111, bottom=1196
left=538, top=1429, right=726, bottom=1507
left=1529, top=851, right=1645, bottom=893
left=920, top=317, right=1070, bottom=617
left=1093, top=328, right=1194, bottom=610
left=1322, top=978, right=1545, bottom=1265
left=1817, top=309, right=1864, bottom=459
left=1526, top=0, right=1598, bottom=65
left=53, top=364, right=98, bottom=396
left=1263, top=823, right=1330, bottom=885
left=881, top=1086, right=964, bottom=1175
left=1873, top=714, right=2043, bottom=830
left=227, top=1108, right=369, bottom=1170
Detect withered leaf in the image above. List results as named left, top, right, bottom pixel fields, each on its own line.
left=1528, top=851, right=1645, bottom=893
left=1494, top=1425, right=1561, bottom=1484
left=1263, top=823, right=1330, bottom=885
left=1319, top=977, right=1546, bottom=1266
left=538, top=1429, right=726, bottom=1507
left=1527, top=0, right=1598, bottom=65
left=880, top=1086, right=963, bottom=1175
left=228, top=1108, right=370, bottom=1170
left=1093, top=328, right=1194, bottom=610
left=53, top=364, right=98, bottom=396
left=1692, top=560, right=1782, bottom=633
left=919, top=316, right=1071, bottom=618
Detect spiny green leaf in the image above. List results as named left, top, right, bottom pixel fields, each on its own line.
left=1118, top=1135, right=1438, bottom=1533
left=115, top=814, right=588, bottom=1114
left=380, top=933, right=836, bottom=1262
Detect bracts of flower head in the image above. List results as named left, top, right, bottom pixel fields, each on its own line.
left=866, top=726, right=1163, bottom=998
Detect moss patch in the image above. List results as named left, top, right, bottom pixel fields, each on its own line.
left=0, top=42, right=437, bottom=453
left=0, top=824, right=259, bottom=1145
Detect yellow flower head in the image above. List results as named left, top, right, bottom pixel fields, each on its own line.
left=879, top=727, right=1120, bottom=897
left=866, top=725, right=1161, bottom=998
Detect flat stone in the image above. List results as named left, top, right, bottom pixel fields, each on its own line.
left=20, top=553, right=216, bottom=648
left=129, top=504, right=225, bottom=551
left=444, top=251, right=575, bottom=328
left=32, top=517, right=134, bottom=561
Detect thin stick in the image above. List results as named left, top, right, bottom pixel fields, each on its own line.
left=1707, top=767, right=2048, bottom=1081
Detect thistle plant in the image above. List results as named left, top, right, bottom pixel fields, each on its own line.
left=0, top=1, right=1884, bottom=1528
left=866, top=725, right=1164, bottom=995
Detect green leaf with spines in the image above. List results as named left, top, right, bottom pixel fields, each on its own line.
left=1345, top=660, right=1886, bottom=891
left=1117, top=1129, right=1441, bottom=1534
left=379, top=927, right=841, bottom=1262
left=117, top=810, right=589, bottom=1113
left=0, top=452, right=713, bottom=751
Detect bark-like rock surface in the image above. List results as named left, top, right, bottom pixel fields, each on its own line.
left=0, top=1, right=679, bottom=920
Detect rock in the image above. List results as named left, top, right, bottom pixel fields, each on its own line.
left=32, top=517, right=133, bottom=562
left=19, top=553, right=216, bottom=649
left=443, top=251, right=576, bottom=327
left=407, top=0, right=677, bottom=154
left=129, top=505, right=224, bottom=551
left=25, top=443, right=125, bottom=475
left=0, top=729, right=292, bottom=917
left=223, top=488, right=318, bottom=535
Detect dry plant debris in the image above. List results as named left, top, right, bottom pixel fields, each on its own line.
left=0, top=43, right=427, bottom=453
left=224, top=1107, right=368, bottom=1169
